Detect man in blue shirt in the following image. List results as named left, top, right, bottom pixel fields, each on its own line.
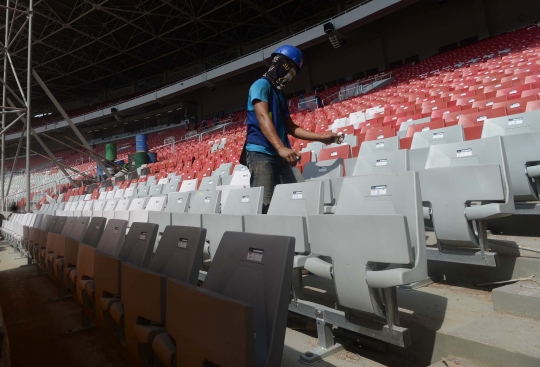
left=245, top=45, right=342, bottom=213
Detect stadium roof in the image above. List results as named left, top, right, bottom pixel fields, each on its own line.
left=3, top=0, right=361, bottom=105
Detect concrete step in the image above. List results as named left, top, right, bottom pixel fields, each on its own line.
left=390, top=283, right=540, bottom=367
left=429, top=356, right=480, bottom=367
left=492, top=279, right=540, bottom=319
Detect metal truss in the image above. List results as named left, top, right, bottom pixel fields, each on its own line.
left=4, top=0, right=343, bottom=104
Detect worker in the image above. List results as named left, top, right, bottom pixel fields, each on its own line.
left=244, top=45, right=343, bottom=213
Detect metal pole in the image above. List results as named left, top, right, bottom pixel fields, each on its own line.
left=5, top=120, right=25, bottom=198
left=29, top=149, right=93, bottom=181
left=32, top=70, right=113, bottom=179
left=0, top=111, right=25, bottom=135
left=30, top=128, right=79, bottom=187
left=25, top=0, right=32, bottom=211
left=1, top=0, right=8, bottom=211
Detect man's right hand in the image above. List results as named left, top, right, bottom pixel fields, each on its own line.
left=278, top=147, right=301, bottom=166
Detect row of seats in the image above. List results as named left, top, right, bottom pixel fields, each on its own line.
left=2, top=210, right=294, bottom=367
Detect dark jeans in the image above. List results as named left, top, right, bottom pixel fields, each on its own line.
left=247, top=151, right=305, bottom=214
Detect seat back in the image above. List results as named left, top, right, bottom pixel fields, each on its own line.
left=302, top=159, right=343, bottom=180
left=188, top=191, right=221, bottom=214
left=353, top=149, right=409, bottom=176
left=164, top=192, right=191, bottom=213
left=359, top=136, right=400, bottom=154
left=114, top=189, right=125, bottom=199
left=117, top=222, right=159, bottom=268
left=149, top=184, right=164, bottom=196
left=411, top=124, right=465, bottom=149
left=419, top=136, right=514, bottom=247
left=161, top=182, right=180, bottom=195
left=81, top=217, right=107, bottom=247
left=199, top=176, right=221, bottom=191
left=481, top=109, right=540, bottom=138
left=103, top=200, right=118, bottom=211
left=60, top=217, right=77, bottom=237
left=150, top=226, right=206, bottom=284
left=124, top=187, right=136, bottom=198
left=268, top=181, right=323, bottom=216
left=52, top=216, right=67, bottom=235
left=179, top=179, right=198, bottom=192
left=307, top=170, right=426, bottom=316
left=201, top=232, right=295, bottom=367
left=230, top=170, right=250, bottom=186
left=93, top=200, right=106, bottom=211
left=114, top=199, right=131, bottom=211
left=96, top=219, right=129, bottom=256
left=83, top=201, right=94, bottom=212
left=137, top=186, right=151, bottom=197
left=145, top=196, right=167, bottom=211
left=222, top=187, right=264, bottom=215
left=128, top=198, right=147, bottom=211
left=69, top=216, right=90, bottom=242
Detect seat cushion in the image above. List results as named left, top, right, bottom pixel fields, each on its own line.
left=133, top=325, right=166, bottom=345
left=109, top=302, right=124, bottom=327
left=152, top=333, right=176, bottom=367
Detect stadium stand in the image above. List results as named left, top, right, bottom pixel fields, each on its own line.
left=2, top=12, right=540, bottom=367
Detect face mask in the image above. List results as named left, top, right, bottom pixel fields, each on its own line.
left=264, top=56, right=297, bottom=90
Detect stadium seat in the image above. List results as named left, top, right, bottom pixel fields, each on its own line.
left=302, top=158, right=344, bottom=209
left=418, top=136, right=514, bottom=266
left=63, top=217, right=91, bottom=290
left=94, top=222, right=158, bottom=331
left=75, top=219, right=127, bottom=312
left=151, top=232, right=294, bottom=367
left=408, top=124, right=465, bottom=170
left=202, top=187, right=264, bottom=260
left=113, top=225, right=207, bottom=363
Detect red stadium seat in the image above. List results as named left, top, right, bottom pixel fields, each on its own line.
left=317, top=145, right=351, bottom=161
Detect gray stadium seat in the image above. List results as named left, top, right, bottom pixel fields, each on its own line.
left=199, top=175, right=221, bottom=191
left=353, top=149, right=409, bottom=175
left=171, top=190, right=221, bottom=227
left=302, top=158, right=343, bottom=209
left=63, top=216, right=91, bottom=290
left=418, top=135, right=514, bottom=266
left=244, top=180, right=323, bottom=254
left=298, top=171, right=427, bottom=358
left=165, top=192, right=191, bottom=213
left=409, top=124, right=465, bottom=170
left=151, top=232, right=294, bottom=367
left=397, top=116, right=431, bottom=138
left=202, top=187, right=264, bottom=260
left=179, top=178, right=198, bottom=192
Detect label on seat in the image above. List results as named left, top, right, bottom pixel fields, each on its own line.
left=486, top=101, right=494, bottom=106
left=376, top=142, right=384, bottom=148
left=139, top=232, right=146, bottom=240
left=204, top=197, right=211, bottom=203
left=177, top=238, right=188, bottom=249
left=377, top=135, right=384, bottom=140
left=331, top=151, right=338, bottom=156
left=477, top=115, right=487, bottom=121
left=509, top=90, right=517, bottom=94
left=241, top=196, right=250, bottom=203
left=457, top=148, right=473, bottom=158
left=510, top=103, right=520, bottom=109
left=247, top=248, right=264, bottom=262
left=371, top=185, right=387, bottom=196
left=177, top=198, right=183, bottom=203
left=376, top=159, right=388, bottom=166
left=422, top=127, right=430, bottom=131
left=318, top=167, right=328, bottom=172
left=508, top=117, right=523, bottom=125
left=208, top=180, right=214, bottom=184
left=292, top=191, right=303, bottom=200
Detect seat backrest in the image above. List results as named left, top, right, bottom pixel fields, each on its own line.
left=114, top=199, right=131, bottom=211
left=80, top=217, right=107, bottom=247
left=145, top=196, right=166, bottom=211
left=189, top=190, right=221, bottom=214
left=165, top=192, right=191, bottom=213
left=481, top=109, right=540, bottom=138
left=216, top=162, right=232, bottom=176
left=149, top=184, right=164, bottom=196
left=69, top=216, right=90, bottom=242
left=60, top=217, right=76, bottom=237
left=199, top=176, right=221, bottom=191
left=411, top=124, right=465, bottom=149
left=161, top=182, right=180, bottom=195
left=137, top=186, right=151, bottom=197
left=52, top=216, right=67, bottom=235
left=202, top=231, right=295, bottom=367
left=96, top=219, right=129, bottom=256
left=83, top=201, right=94, bottom=211
left=268, top=181, right=323, bottom=216
left=128, top=197, right=147, bottom=211
left=353, top=149, right=409, bottom=175
left=222, top=187, right=264, bottom=215
left=150, top=225, right=206, bottom=284
left=124, top=187, right=136, bottom=198
left=33, top=214, right=44, bottom=229
left=234, top=164, right=249, bottom=172
left=117, top=222, right=159, bottom=268
left=93, top=200, right=106, bottom=211
left=302, top=158, right=343, bottom=180
left=230, top=170, right=250, bottom=186
left=114, top=189, right=125, bottom=199
left=179, top=179, right=198, bottom=192
left=359, top=136, right=400, bottom=155
left=103, top=200, right=118, bottom=211
left=105, top=191, right=115, bottom=200
left=44, top=215, right=58, bottom=232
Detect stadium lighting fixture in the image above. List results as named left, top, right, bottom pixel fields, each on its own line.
left=168, top=110, right=173, bottom=113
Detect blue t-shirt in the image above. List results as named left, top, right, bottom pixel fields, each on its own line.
left=246, top=78, right=290, bottom=155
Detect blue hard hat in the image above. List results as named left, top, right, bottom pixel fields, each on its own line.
left=272, top=45, right=303, bottom=72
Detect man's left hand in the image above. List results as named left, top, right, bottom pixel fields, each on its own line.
left=319, top=132, right=343, bottom=145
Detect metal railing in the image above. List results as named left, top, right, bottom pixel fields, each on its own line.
left=322, top=71, right=393, bottom=105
